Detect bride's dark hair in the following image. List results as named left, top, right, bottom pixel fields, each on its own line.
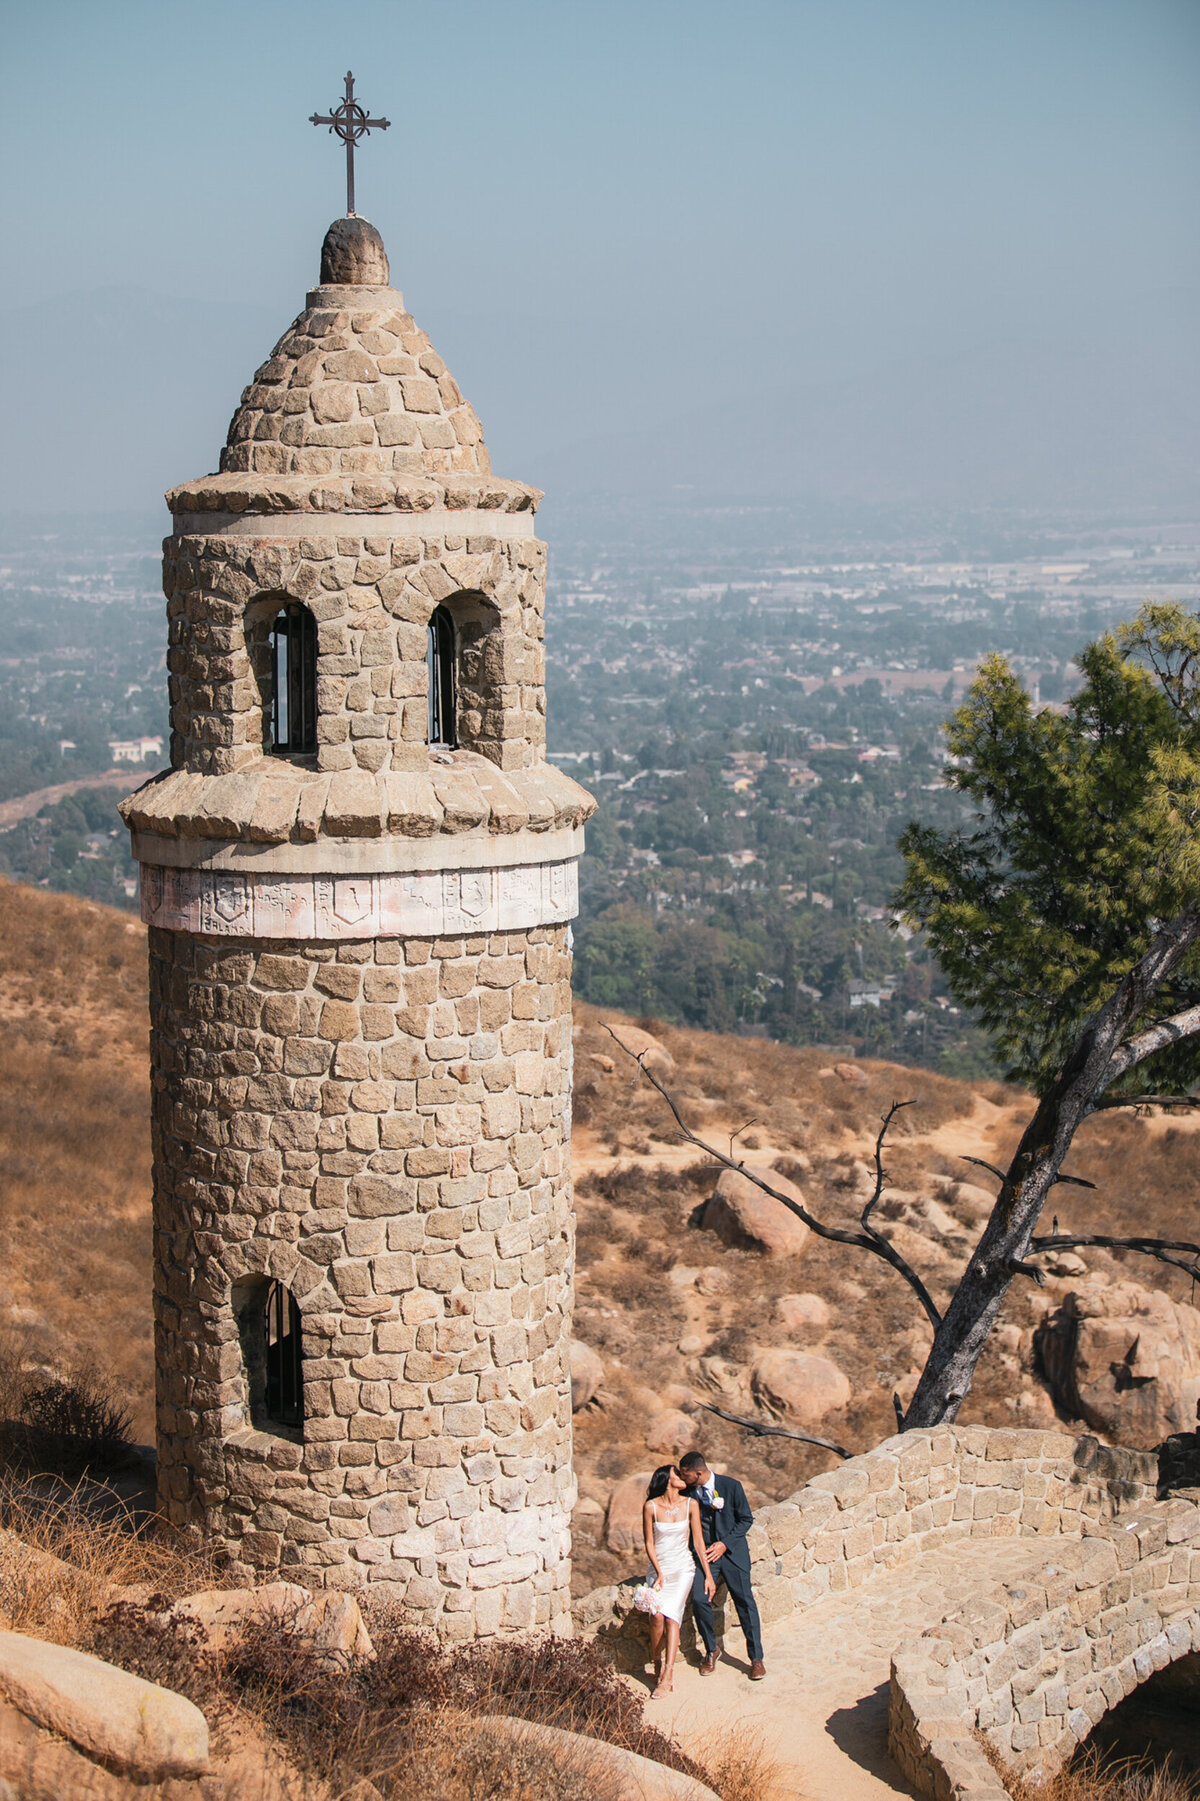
left=646, top=1465, right=678, bottom=1500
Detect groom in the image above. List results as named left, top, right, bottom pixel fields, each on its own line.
left=678, top=1449, right=765, bottom=1680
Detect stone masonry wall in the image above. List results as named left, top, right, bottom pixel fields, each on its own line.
left=163, top=529, right=546, bottom=776
left=149, top=921, right=575, bottom=1639
left=890, top=1492, right=1200, bottom=1800
left=578, top=1428, right=1159, bottom=1666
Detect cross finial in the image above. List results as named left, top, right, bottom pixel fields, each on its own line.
left=310, top=71, right=390, bottom=217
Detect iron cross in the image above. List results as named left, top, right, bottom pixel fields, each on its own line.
left=310, top=71, right=390, bottom=217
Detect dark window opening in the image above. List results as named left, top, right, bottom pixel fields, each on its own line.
left=427, top=605, right=457, bottom=748
left=265, top=1281, right=303, bottom=1430
left=270, top=604, right=317, bottom=754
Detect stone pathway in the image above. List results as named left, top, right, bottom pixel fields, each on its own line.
left=639, top=1539, right=1090, bottom=1800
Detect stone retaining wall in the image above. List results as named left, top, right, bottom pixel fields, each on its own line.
left=889, top=1493, right=1200, bottom=1799
left=576, top=1427, right=1158, bottom=1661
left=745, top=1427, right=1157, bottom=1630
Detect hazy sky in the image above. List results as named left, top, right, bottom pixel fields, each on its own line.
left=3, top=0, right=1198, bottom=513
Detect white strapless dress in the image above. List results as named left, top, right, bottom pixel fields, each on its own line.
left=646, top=1505, right=695, bottom=1627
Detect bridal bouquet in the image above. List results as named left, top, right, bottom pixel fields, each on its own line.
left=632, top=1582, right=662, bottom=1615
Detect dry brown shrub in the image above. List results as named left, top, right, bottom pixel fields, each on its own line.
left=979, top=1735, right=1197, bottom=1801
left=0, top=1471, right=221, bottom=1645
left=691, top=1721, right=790, bottom=1801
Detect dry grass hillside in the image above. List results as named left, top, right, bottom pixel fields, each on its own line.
left=3, top=877, right=1200, bottom=1603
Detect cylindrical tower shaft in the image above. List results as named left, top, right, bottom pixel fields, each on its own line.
left=121, top=217, right=594, bottom=1638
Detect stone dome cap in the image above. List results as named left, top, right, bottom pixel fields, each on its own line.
left=320, top=215, right=389, bottom=286
left=221, top=218, right=490, bottom=480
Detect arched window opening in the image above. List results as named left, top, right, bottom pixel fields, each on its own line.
left=427, top=605, right=457, bottom=749
left=270, top=604, right=317, bottom=755
left=264, top=1280, right=303, bottom=1429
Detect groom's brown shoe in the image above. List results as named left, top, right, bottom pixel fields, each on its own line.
left=700, top=1648, right=721, bottom=1675
left=750, top=1661, right=766, bottom=1681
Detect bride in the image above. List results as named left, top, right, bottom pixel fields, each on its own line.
left=642, top=1464, right=714, bottom=1697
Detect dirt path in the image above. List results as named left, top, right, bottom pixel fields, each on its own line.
left=0, top=768, right=146, bottom=829
left=642, top=1537, right=1084, bottom=1799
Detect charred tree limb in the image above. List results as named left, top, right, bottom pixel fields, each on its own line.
left=1028, top=1232, right=1200, bottom=1282
left=605, top=1028, right=944, bottom=1331
left=1091, top=1093, right=1200, bottom=1113
left=698, top=1399, right=850, bottom=1459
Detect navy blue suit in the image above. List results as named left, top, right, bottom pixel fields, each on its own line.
left=688, top=1476, right=763, bottom=1661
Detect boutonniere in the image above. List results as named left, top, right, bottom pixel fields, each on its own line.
left=711, top=1483, right=724, bottom=1511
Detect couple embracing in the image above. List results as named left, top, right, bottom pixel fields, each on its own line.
left=640, top=1448, right=765, bottom=1698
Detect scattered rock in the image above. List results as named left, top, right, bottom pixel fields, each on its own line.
left=660, top=1382, right=697, bottom=1411
left=570, top=1341, right=605, bottom=1412
left=892, top=1370, right=923, bottom=1412
left=750, top=1348, right=851, bottom=1427
left=299, top=1592, right=374, bottom=1667
left=605, top=1472, right=652, bottom=1552
left=0, top=1630, right=208, bottom=1780
left=775, top=1293, right=831, bottom=1332
left=695, top=1265, right=731, bottom=1296
left=1042, top=1250, right=1088, bottom=1278
left=645, top=1409, right=697, bottom=1457
left=697, top=1356, right=745, bottom=1401
left=667, top=1267, right=700, bottom=1289
left=475, top=1715, right=722, bottom=1801
left=173, top=1584, right=373, bottom=1667
left=677, top=1334, right=705, bottom=1356
left=591, top=1054, right=616, bottom=1073
left=833, top=1062, right=869, bottom=1086
left=1011, top=1385, right=1057, bottom=1426
left=0, top=1695, right=133, bottom=1801
left=606, top=1024, right=675, bottom=1081
left=702, top=1166, right=810, bottom=1256
left=932, top=1177, right=995, bottom=1224
left=1035, top=1281, right=1200, bottom=1450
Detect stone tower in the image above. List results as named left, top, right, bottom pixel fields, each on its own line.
left=120, top=216, right=594, bottom=1639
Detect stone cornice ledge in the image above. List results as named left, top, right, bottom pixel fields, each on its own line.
left=132, top=824, right=584, bottom=875
left=119, top=760, right=595, bottom=848
left=165, top=471, right=542, bottom=518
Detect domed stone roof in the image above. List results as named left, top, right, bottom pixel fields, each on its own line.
left=220, top=217, right=490, bottom=480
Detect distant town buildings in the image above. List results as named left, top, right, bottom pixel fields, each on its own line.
left=108, top=734, right=163, bottom=764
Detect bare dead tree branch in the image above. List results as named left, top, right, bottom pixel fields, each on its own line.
left=698, top=1399, right=850, bottom=1459
left=963, top=1157, right=1095, bottom=1192
left=961, top=1156, right=1008, bottom=1184
left=1091, top=1093, right=1200, bottom=1112
left=860, top=1100, right=915, bottom=1237
left=730, top=1118, right=759, bottom=1160
left=605, top=1026, right=944, bottom=1330
left=1029, top=1232, right=1200, bottom=1282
